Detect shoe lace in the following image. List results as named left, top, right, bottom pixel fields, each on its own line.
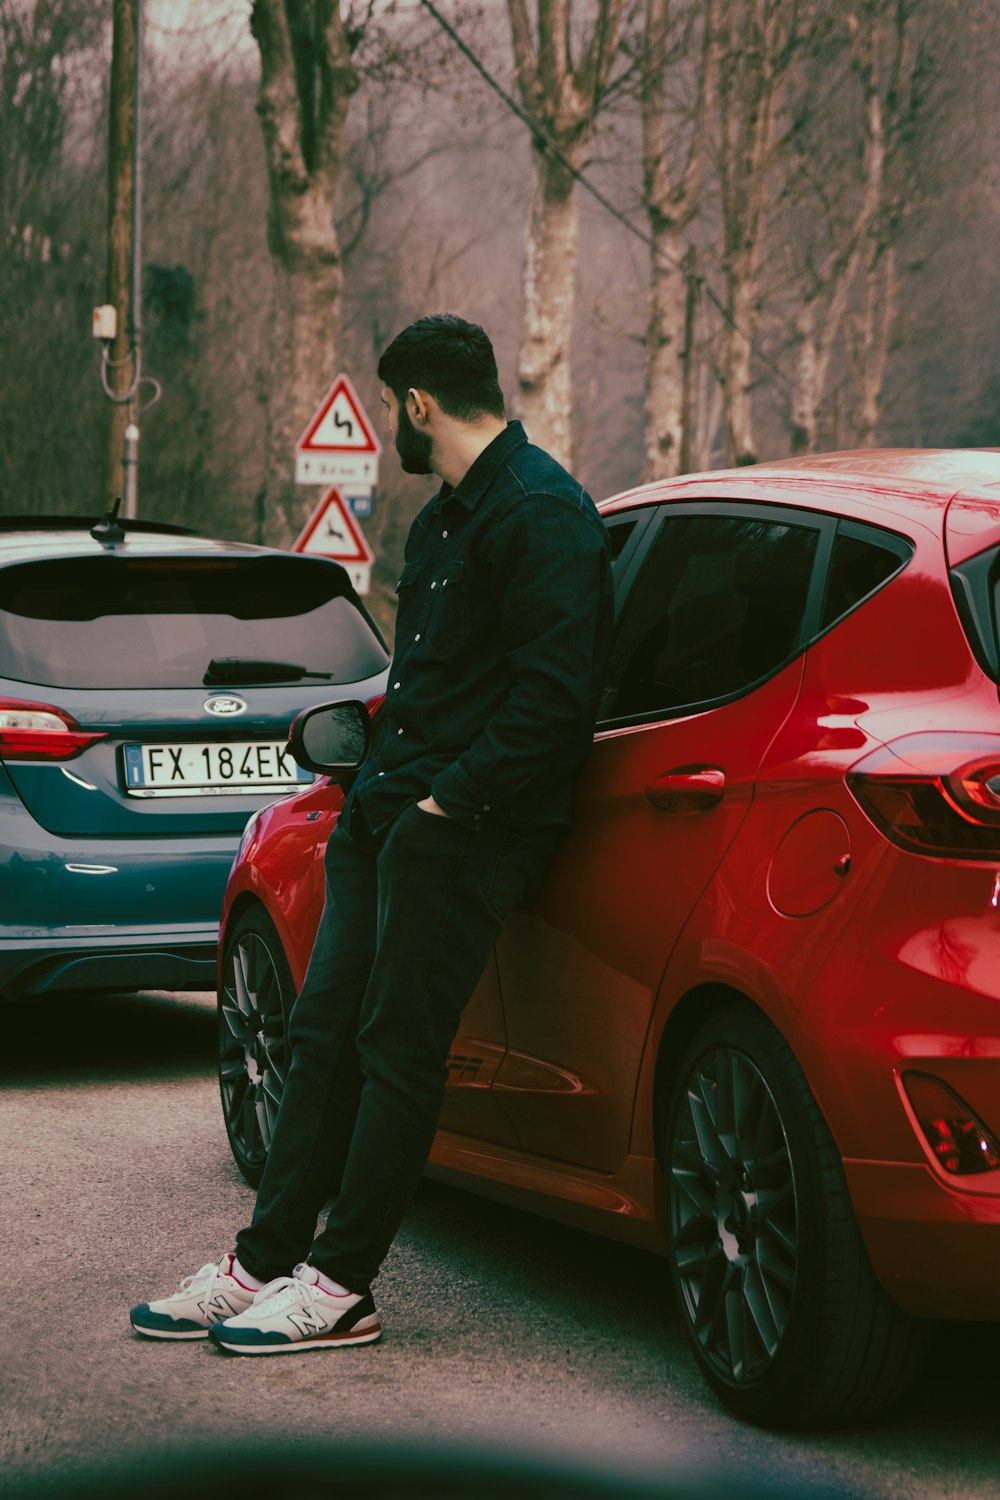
left=170, top=1261, right=224, bottom=1302
left=249, top=1272, right=317, bottom=1316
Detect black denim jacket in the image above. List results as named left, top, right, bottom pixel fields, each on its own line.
left=342, top=421, right=613, bottom=838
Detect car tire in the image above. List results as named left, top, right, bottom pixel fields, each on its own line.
left=664, top=1005, right=919, bottom=1428
left=217, top=905, right=294, bottom=1187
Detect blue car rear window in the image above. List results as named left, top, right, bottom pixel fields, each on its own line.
left=0, top=555, right=388, bottom=689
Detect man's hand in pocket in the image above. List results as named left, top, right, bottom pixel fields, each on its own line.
left=416, top=795, right=450, bottom=817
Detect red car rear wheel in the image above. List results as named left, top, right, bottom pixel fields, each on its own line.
left=665, top=1005, right=918, bottom=1428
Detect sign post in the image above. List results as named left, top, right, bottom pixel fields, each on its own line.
left=295, top=374, right=381, bottom=488
left=292, top=487, right=375, bottom=596
left=293, top=374, right=380, bottom=594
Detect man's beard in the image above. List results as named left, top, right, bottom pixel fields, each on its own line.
left=394, top=402, right=434, bottom=475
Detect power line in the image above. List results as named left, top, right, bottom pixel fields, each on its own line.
left=418, top=0, right=797, bottom=393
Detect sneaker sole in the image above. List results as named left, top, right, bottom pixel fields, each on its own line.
left=210, top=1322, right=382, bottom=1355
left=130, top=1322, right=212, bottom=1341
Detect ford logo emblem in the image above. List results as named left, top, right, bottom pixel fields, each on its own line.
left=204, top=695, right=247, bottom=717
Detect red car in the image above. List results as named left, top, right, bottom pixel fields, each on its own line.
left=217, top=450, right=1000, bottom=1428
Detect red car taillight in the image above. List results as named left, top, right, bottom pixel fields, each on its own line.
left=901, top=1073, right=1000, bottom=1176
left=846, top=735, right=1000, bottom=859
left=0, top=697, right=107, bottom=762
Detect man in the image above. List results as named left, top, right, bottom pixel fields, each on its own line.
left=131, top=314, right=613, bottom=1354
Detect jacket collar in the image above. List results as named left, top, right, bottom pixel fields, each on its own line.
left=434, top=421, right=528, bottom=513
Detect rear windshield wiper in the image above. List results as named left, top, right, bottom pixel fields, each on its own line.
left=204, top=657, right=335, bottom=685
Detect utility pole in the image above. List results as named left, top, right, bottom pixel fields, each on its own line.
left=103, top=0, right=142, bottom=516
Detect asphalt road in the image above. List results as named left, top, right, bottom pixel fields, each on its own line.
left=2, top=989, right=999, bottom=1499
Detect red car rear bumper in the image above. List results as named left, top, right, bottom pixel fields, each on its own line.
left=845, top=1157, right=1000, bottom=1318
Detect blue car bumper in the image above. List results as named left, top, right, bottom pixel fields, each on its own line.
left=0, top=810, right=236, bottom=997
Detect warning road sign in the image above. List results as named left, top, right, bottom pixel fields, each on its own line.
left=292, top=488, right=374, bottom=595
left=296, top=374, right=381, bottom=487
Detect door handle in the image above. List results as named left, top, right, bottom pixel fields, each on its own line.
left=645, top=767, right=725, bottom=811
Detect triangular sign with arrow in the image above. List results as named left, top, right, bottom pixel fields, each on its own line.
left=297, top=374, right=381, bottom=455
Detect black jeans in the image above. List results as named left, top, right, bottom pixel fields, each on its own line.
left=234, top=801, right=557, bottom=1293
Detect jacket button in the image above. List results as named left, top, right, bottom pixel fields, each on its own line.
left=414, top=633, right=421, bottom=642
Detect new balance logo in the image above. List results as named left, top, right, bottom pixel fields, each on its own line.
left=288, top=1307, right=329, bottom=1338
left=200, top=1292, right=238, bottom=1323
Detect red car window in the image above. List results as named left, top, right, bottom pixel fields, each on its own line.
left=601, top=512, right=820, bottom=721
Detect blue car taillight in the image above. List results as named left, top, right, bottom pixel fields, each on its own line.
left=0, top=696, right=107, bottom=761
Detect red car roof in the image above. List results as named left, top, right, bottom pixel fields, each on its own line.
left=598, top=449, right=1000, bottom=566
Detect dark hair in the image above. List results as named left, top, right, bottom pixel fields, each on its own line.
left=377, top=314, right=505, bottom=422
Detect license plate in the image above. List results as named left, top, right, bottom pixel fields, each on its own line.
left=122, top=740, right=313, bottom=797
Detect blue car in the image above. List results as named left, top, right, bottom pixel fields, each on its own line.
left=0, top=511, right=389, bottom=999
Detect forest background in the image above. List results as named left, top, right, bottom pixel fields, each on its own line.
left=3, top=0, right=999, bottom=633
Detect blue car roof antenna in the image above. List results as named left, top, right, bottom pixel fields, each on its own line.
left=90, top=497, right=127, bottom=545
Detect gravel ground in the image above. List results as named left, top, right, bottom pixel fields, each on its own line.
left=2, top=989, right=998, bottom=1499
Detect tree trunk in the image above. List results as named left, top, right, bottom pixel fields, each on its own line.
left=694, top=365, right=725, bottom=471
left=506, top=0, right=627, bottom=473
left=855, top=243, right=896, bottom=446
left=716, top=0, right=801, bottom=469
left=516, top=148, right=579, bottom=467
left=643, top=222, right=688, bottom=479
left=640, top=0, right=716, bottom=481
left=250, top=0, right=358, bottom=545
left=790, top=301, right=818, bottom=456
left=262, top=184, right=345, bottom=544
left=724, top=273, right=759, bottom=465
left=790, top=262, right=861, bottom=455
left=785, top=8, right=889, bottom=459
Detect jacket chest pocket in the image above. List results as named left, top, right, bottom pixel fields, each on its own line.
left=425, top=559, right=470, bottom=657
left=394, top=560, right=425, bottom=639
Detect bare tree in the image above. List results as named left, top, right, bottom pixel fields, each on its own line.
left=506, top=0, right=630, bottom=468
left=250, top=0, right=366, bottom=542
left=716, top=0, right=803, bottom=465
left=846, top=0, right=919, bottom=446
left=0, top=0, right=106, bottom=512
left=640, top=0, right=718, bottom=478
left=779, top=5, right=885, bottom=453
left=782, top=0, right=943, bottom=453
left=4, top=0, right=994, bottom=536
left=842, top=0, right=973, bottom=448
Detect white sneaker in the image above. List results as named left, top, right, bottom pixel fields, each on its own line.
left=130, top=1253, right=258, bottom=1340
left=208, top=1263, right=381, bottom=1355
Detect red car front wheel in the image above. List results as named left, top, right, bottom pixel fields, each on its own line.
left=217, top=906, right=293, bottom=1187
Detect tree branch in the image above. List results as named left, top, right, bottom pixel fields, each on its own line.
left=576, top=0, right=629, bottom=114
left=506, top=0, right=539, bottom=113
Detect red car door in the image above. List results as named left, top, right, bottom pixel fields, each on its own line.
left=438, top=962, right=521, bottom=1147
left=490, top=503, right=830, bottom=1173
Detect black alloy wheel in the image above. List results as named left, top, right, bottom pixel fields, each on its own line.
left=670, top=1041, right=798, bottom=1387
left=217, top=906, right=294, bottom=1186
left=665, top=1006, right=918, bottom=1428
